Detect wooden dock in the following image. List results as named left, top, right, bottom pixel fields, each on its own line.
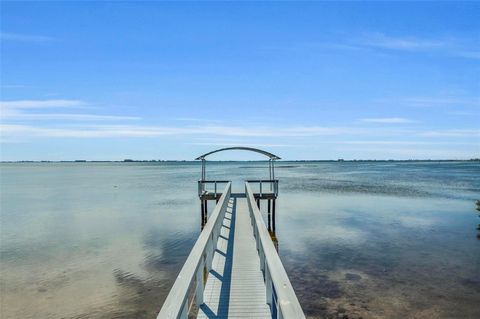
left=157, top=147, right=304, bottom=319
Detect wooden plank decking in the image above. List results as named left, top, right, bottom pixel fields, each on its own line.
left=197, top=197, right=271, bottom=319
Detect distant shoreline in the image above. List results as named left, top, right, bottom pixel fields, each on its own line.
left=1, top=159, right=479, bottom=163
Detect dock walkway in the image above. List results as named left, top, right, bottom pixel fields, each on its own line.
left=157, top=181, right=304, bottom=319
left=197, top=197, right=271, bottom=318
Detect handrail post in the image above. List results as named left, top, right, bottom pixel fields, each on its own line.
left=265, top=266, right=272, bottom=305
left=260, top=181, right=262, bottom=197
left=195, top=263, right=204, bottom=306
left=206, top=240, right=213, bottom=272
left=260, top=250, right=265, bottom=272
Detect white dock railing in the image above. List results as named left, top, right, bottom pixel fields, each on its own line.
left=245, top=182, right=305, bottom=319
left=246, top=179, right=279, bottom=197
left=197, top=180, right=230, bottom=197
left=157, top=182, right=232, bottom=319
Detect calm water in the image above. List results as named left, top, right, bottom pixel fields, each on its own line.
left=1, top=161, right=479, bottom=319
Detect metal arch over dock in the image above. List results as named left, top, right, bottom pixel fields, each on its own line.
left=157, top=148, right=304, bottom=319
left=196, top=147, right=280, bottom=191
left=195, top=147, right=281, bottom=160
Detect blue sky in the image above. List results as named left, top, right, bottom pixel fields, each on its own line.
left=1, top=1, right=479, bottom=160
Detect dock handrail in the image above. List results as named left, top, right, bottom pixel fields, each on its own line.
left=197, top=180, right=230, bottom=197
left=245, top=182, right=305, bottom=319
left=157, top=182, right=232, bottom=319
left=245, top=179, right=279, bottom=197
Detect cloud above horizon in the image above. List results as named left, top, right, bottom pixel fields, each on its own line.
left=351, top=32, right=480, bottom=59
left=0, top=99, right=140, bottom=122
left=1, top=122, right=478, bottom=141
left=1, top=99, right=478, bottom=146
left=357, top=32, right=447, bottom=51
left=0, top=31, right=56, bottom=43
left=0, top=99, right=85, bottom=109
left=360, top=117, right=416, bottom=124
left=0, top=123, right=359, bottom=139
left=266, top=32, right=480, bottom=60
left=0, top=31, right=57, bottom=43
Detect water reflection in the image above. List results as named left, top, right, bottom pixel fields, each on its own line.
left=476, top=200, right=480, bottom=240
left=263, top=199, right=279, bottom=251
left=279, top=191, right=480, bottom=318
left=269, top=230, right=279, bottom=252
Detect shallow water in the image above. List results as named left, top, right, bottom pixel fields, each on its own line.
left=1, top=161, right=479, bottom=318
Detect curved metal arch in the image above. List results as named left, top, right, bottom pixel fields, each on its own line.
left=195, top=147, right=281, bottom=160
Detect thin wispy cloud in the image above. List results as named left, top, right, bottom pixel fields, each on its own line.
left=0, top=99, right=85, bottom=109
left=0, top=99, right=139, bottom=122
left=0, top=84, right=28, bottom=89
left=192, top=140, right=476, bottom=147
left=360, top=117, right=416, bottom=124
left=447, top=111, right=480, bottom=116
left=356, top=32, right=446, bottom=51
left=191, top=142, right=296, bottom=148
left=2, top=123, right=478, bottom=142
left=369, top=33, right=479, bottom=59
left=333, top=140, right=477, bottom=146
left=2, top=113, right=141, bottom=121
left=0, top=124, right=190, bottom=138
left=0, top=124, right=359, bottom=139
left=175, top=117, right=225, bottom=123
left=201, top=126, right=358, bottom=137
left=419, top=129, right=480, bottom=138
left=338, top=146, right=476, bottom=159
left=371, top=96, right=480, bottom=114
left=0, top=31, right=56, bottom=43
left=302, top=32, right=480, bottom=60
left=401, top=97, right=480, bottom=108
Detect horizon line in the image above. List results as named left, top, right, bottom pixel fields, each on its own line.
left=1, top=158, right=479, bottom=163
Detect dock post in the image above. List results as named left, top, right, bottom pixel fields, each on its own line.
left=272, top=199, right=276, bottom=232
left=205, top=199, right=208, bottom=224
left=204, top=200, right=208, bottom=224
left=267, top=200, right=271, bottom=230
left=201, top=201, right=205, bottom=228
